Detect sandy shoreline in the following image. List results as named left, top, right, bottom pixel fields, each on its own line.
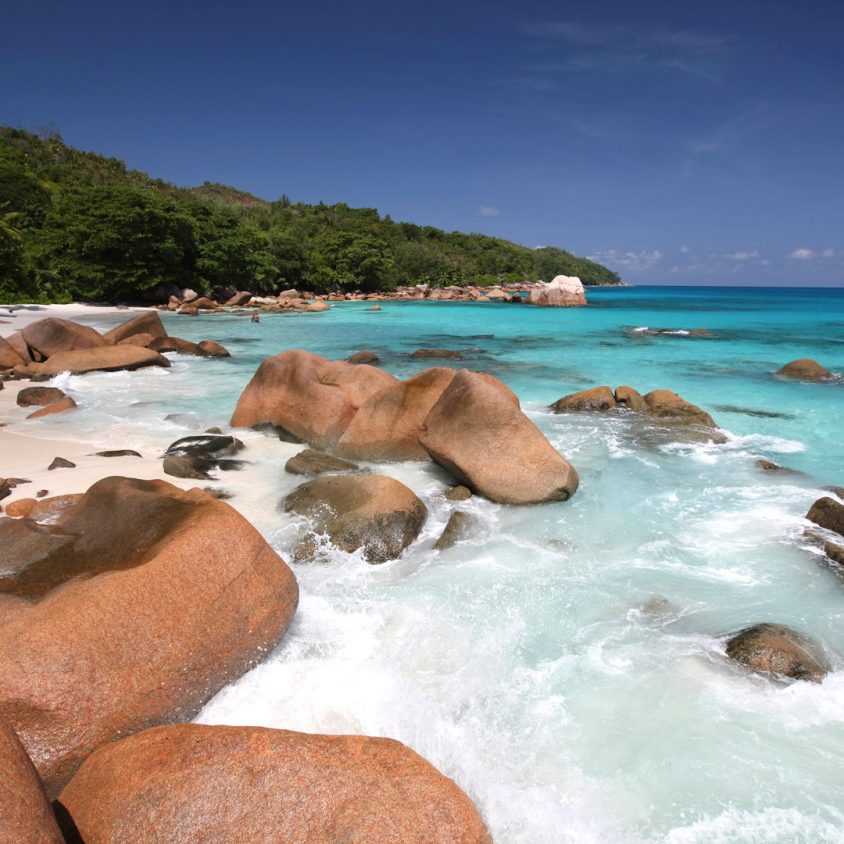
left=1, top=304, right=201, bottom=509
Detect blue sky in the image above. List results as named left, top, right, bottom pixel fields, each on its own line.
left=3, top=0, right=843, bottom=284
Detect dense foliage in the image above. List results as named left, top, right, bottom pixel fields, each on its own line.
left=0, top=127, right=620, bottom=303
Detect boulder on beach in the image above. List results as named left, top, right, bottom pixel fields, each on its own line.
left=162, top=435, right=245, bottom=479
left=103, top=311, right=167, bottom=344
left=16, top=385, right=66, bottom=407
left=527, top=275, right=586, bottom=307
left=775, top=358, right=834, bottom=382
left=37, top=345, right=170, bottom=376
left=806, top=496, right=844, bottom=537
left=285, top=448, right=360, bottom=476
left=0, top=476, right=298, bottom=796
left=335, top=368, right=458, bottom=461
left=225, top=291, right=253, bottom=306
left=725, top=623, right=830, bottom=683
left=0, top=719, right=63, bottom=843
left=284, top=474, right=427, bottom=563
left=21, top=317, right=107, bottom=359
left=551, top=385, right=617, bottom=412
left=26, top=395, right=78, bottom=419
left=0, top=335, right=25, bottom=370
left=56, top=723, right=492, bottom=844
left=419, top=370, right=579, bottom=505
left=231, top=350, right=398, bottom=449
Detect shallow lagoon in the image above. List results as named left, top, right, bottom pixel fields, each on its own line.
left=20, top=286, right=844, bottom=842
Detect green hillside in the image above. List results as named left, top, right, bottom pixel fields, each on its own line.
left=0, top=126, right=621, bottom=303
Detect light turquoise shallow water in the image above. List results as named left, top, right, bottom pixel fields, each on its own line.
left=17, top=287, right=844, bottom=842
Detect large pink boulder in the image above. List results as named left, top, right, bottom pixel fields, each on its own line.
left=0, top=336, right=25, bottom=370
left=103, top=311, right=168, bottom=344
left=419, top=370, right=579, bottom=504
left=57, top=724, right=492, bottom=843
left=231, top=350, right=397, bottom=449
left=0, top=719, right=63, bottom=843
left=527, top=275, right=586, bottom=307
left=335, top=368, right=458, bottom=461
left=36, top=345, right=170, bottom=376
left=0, top=477, right=298, bottom=796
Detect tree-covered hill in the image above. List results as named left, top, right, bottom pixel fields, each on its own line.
left=0, top=126, right=620, bottom=303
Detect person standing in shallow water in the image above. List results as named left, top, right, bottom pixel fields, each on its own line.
left=251, top=313, right=260, bottom=323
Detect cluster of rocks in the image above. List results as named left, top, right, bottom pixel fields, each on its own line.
left=231, top=350, right=579, bottom=509
left=162, top=274, right=589, bottom=312
left=550, top=384, right=721, bottom=439
left=0, top=312, right=230, bottom=385
left=0, top=476, right=490, bottom=841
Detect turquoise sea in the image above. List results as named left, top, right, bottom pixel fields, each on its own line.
left=19, top=286, right=844, bottom=843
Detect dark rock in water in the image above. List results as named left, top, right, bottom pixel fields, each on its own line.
left=1, top=477, right=31, bottom=501
left=444, top=485, right=472, bottom=502
left=216, top=459, right=248, bottom=472
left=196, top=340, right=231, bottom=358
left=806, top=497, right=844, bottom=538
left=775, top=358, right=834, bottom=382
left=93, top=450, right=143, bottom=458
left=285, top=449, right=359, bottom=476
left=825, top=541, right=844, bottom=567
left=164, top=435, right=244, bottom=460
left=434, top=511, right=473, bottom=550
left=639, top=595, right=679, bottom=620
left=162, top=454, right=214, bottom=480
left=36, top=489, right=48, bottom=498
left=16, top=386, right=65, bottom=407
left=203, top=487, right=234, bottom=500
left=823, top=486, right=844, bottom=500
left=47, top=457, right=75, bottom=471
left=284, top=475, right=427, bottom=564
left=164, top=412, right=201, bottom=428
left=411, top=348, right=463, bottom=360
left=0, top=476, right=298, bottom=797
left=755, top=459, right=799, bottom=474
left=550, top=386, right=617, bottom=413
left=346, top=350, right=381, bottom=365
left=205, top=426, right=223, bottom=434
left=725, top=623, right=830, bottom=683
left=714, top=404, right=795, bottom=420
left=0, top=719, right=64, bottom=843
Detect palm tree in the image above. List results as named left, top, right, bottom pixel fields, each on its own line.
left=0, top=202, right=22, bottom=242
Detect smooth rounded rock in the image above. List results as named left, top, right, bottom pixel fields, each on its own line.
left=21, top=318, right=107, bottom=359
left=37, top=346, right=170, bottom=376
left=285, top=448, right=360, bottom=476
left=725, top=623, right=830, bottom=683
left=103, top=311, right=167, bottom=344
left=775, top=358, right=834, bottom=382
left=56, top=723, right=491, bottom=844
left=551, top=386, right=617, bottom=412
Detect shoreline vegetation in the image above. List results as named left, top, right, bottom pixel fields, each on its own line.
left=0, top=126, right=620, bottom=306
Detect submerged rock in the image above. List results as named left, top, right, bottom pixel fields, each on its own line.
left=445, top=485, right=473, bottom=501
left=0, top=719, right=63, bottom=843
left=285, top=448, right=360, bottom=476
left=725, top=623, right=830, bottom=683
left=434, top=511, right=473, bottom=550
left=420, top=370, right=579, bottom=505
left=755, top=459, right=799, bottom=474
left=0, top=476, right=298, bottom=796
left=346, top=350, right=381, bottom=365
left=284, top=474, right=427, bottom=563
left=775, top=358, right=834, bottom=382
left=56, top=724, right=492, bottom=844
left=411, top=349, right=463, bottom=360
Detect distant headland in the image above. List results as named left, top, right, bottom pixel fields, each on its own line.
left=0, top=126, right=621, bottom=305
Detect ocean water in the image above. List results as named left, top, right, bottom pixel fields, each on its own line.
left=12, top=286, right=844, bottom=843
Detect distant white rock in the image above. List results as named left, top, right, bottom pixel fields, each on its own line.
left=527, top=275, right=586, bottom=307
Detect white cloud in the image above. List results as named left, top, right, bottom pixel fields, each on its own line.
left=790, top=248, right=815, bottom=260
left=479, top=206, right=499, bottom=217
left=588, top=249, right=664, bottom=272
left=679, top=245, right=690, bottom=253
left=822, top=249, right=835, bottom=258
left=727, top=249, right=760, bottom=261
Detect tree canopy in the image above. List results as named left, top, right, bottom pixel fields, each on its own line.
left=0, top=126, right=621, bottom=303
